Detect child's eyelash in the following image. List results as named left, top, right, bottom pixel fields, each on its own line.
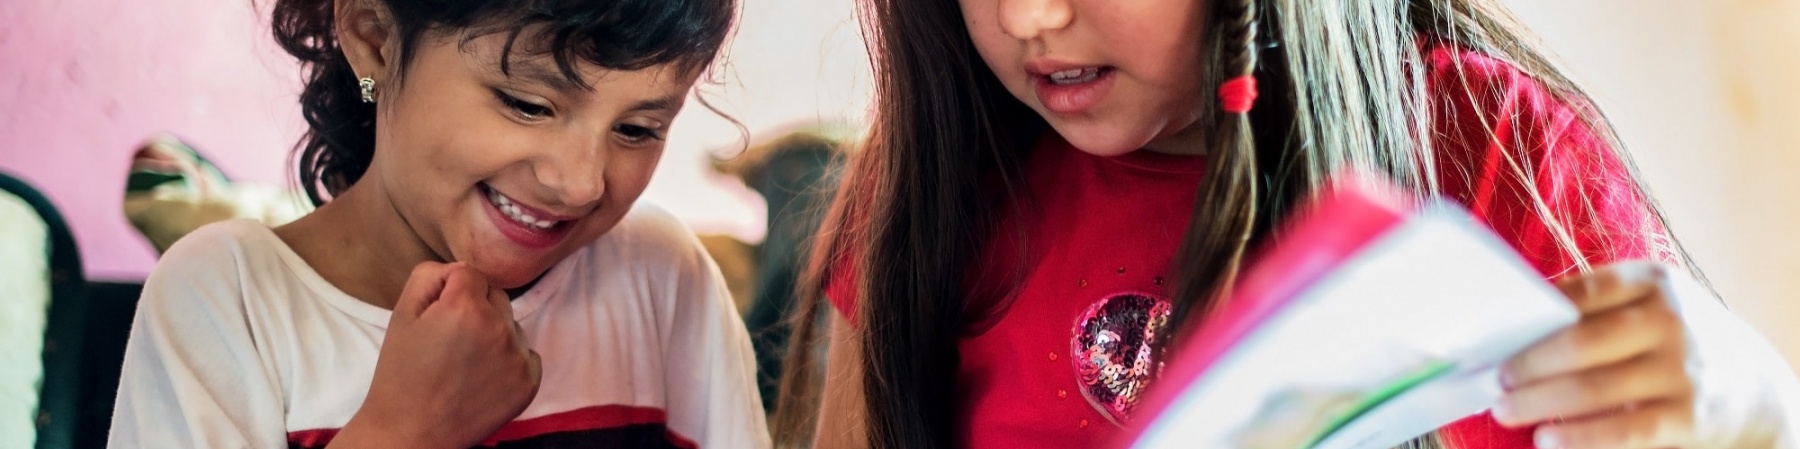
left=493, top=89, right=553, bottom=119
left=489, top=89, right=661, bottom=143
left=615, top=124, right=665, bottom=142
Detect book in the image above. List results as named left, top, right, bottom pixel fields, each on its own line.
left=1120, top=175, right=1579, bottom=449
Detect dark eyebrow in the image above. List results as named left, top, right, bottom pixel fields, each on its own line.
left=497, top=59, right=687, bottom=112
left=629, top=94, right=686, bottom=113
left=504, top=61, right=587, bottom=93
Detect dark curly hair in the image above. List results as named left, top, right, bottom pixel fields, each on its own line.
left=271, top=0, right=736, bottom=206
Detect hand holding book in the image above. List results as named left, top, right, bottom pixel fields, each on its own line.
left=1495, top=261, right=1697, bottom=449
left=1110, top=172, right=1800, bottom=449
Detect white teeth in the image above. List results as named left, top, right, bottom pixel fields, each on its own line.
left=484, top=187, right=560, bottom=230
left=1048, top=68, right=1101, bottom=85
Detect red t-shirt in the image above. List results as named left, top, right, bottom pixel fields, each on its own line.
left=825, top=45, right=1668, bottom=449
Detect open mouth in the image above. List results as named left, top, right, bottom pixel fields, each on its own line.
left=1030, top=65, right=1117, bottom=114
left=1044, top=67, right=1111, bottom=86
left=478, top=183, right=578, bottom=249
left=484, top=184, right=564, bottom=231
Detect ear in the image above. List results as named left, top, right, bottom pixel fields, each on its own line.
left=335, top=0, right=397, bottom=82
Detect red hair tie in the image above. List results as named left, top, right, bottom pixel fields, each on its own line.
left=1219, top=76, right=1259, bottom=114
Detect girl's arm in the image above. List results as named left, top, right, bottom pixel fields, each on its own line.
left=815, top=313, right=870, bottom=449
left=1669, top=271, right=1800, bottom=448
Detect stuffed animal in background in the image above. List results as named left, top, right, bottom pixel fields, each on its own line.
left=122, top=134, right=309, bottom=254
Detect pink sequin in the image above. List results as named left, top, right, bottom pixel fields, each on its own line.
left=1070, top=291, right=1171, bottom=426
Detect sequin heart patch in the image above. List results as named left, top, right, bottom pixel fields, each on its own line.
left=1070, top=291, right=1172, bottom=426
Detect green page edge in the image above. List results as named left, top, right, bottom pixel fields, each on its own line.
left=1300, top=359, right=1460, bottom=448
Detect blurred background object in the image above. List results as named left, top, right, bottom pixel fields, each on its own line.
left=0, top=173, right=56, bottom=449
left=0, top=171, right=93, bottom=449
left=1, top=0, right=1797, bottom=447
left=706, top=128, right=849, bottom=412
left=123, top=134, right=308, bottom=253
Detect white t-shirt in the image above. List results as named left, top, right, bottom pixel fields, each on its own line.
left=108, top=204, right=771, bottom=449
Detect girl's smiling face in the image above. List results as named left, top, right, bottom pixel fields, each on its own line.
left=365, top=32, right=697, bottom=288
left=959, top=0, right=1212, bottom=156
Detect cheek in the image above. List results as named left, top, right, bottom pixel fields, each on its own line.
left=1120, top=35, right=1206, bottom=121
left=1102, top=0, right=1208, bottom=90
left=606, top=149, right=664, bottom=201
left=961, top=3, right=1024, bottom=83
left=971, top=35, right=1041, bottom=113
left=387, top=99, right=530, bottom=183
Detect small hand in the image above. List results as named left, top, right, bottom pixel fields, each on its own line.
left=332, top=262, right=542, bottom=449
left=1495, top=261, right=1696, bottom=449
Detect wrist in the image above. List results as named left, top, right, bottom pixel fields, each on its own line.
left=329, top=410, right=459, bottom=449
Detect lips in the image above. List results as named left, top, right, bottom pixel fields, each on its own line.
left=478, top=183, right=577, bottom=249
left=487, top=188, right=561, bottom=230
left=1030, top=64, right=1116, bottom=115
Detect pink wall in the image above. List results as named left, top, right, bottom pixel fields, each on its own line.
left=0, top=0, right=304, bottom=281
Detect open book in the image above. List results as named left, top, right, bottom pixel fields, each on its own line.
left=1121, top=175, right=1579, bottom=449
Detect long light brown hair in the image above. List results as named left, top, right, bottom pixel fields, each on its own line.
left=774, top=1, right=1699, bottom=448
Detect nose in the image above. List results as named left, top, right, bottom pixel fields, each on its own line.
left=531, top=137, right=607, bottom=209
left=997, top=0, right=1073, bottom=41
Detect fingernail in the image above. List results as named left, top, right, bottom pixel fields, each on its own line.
left=1499, top=369, right=1515, bottom=389
left=1535, top=428, right=1560, bottom=449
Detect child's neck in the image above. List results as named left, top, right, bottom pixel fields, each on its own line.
left=1138, top=117, right=1211, bottom=156
left=274, top=184, right=443, bottom=310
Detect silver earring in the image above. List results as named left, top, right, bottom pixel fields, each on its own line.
left=359, top=77, right=376, bottom=103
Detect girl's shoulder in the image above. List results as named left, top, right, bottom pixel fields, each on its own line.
left=1419, top=42, right=1595, bottom=139
left=147, top=219, right=291, bottom=295
left=149, top=218, right=381, bottom=310
left=1417, top=43, right=1669, bottom=276
left=1417, top=41, right=1625, bottom=199
left=138, top=219, right=325, bottom=333
left=1421, top=43, right=1536, bottom=84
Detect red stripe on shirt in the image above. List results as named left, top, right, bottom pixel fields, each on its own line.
left=285, top=404, right=700, bottom=448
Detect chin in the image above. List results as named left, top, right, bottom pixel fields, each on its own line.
left=458, top=250, right=557, bottom=290
left=478, top=263, right=552, bottom=290
left=1049, top=121, right=1157, bottom=157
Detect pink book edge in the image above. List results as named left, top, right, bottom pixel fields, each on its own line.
left=1119, top=173, right=1417, bottom=446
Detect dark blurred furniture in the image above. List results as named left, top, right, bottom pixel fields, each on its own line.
left=2, top=172, right=143, bottom=449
